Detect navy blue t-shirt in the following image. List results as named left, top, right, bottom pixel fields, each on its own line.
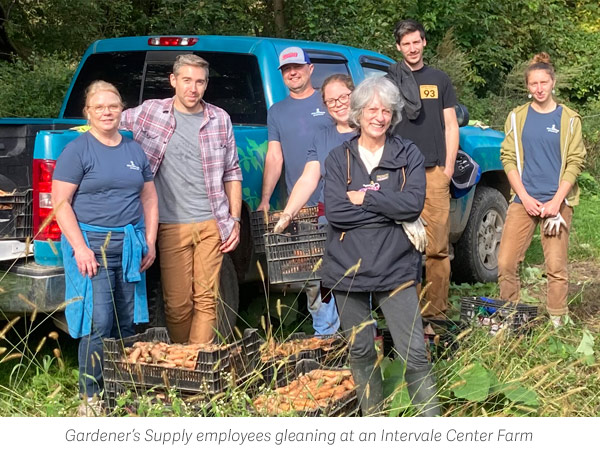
left=267, top=91, right=331, bottom=204
left=307, top=124, right=355, bottom=203
left=516, top=105, right=563, bottom=203
left=53, top=132, right=153, bottom=256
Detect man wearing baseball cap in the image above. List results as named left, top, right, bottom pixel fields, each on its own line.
left=257, top=46, right=338, bottom=335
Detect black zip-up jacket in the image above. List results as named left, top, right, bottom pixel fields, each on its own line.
left=322, top=134, right=426, bottom=292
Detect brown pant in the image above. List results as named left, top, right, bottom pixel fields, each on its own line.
left=420, top=166, right=451, bottom=317
left=158, top=220, right=223, bottom=343
left=498, top=202, right=572, bottom=316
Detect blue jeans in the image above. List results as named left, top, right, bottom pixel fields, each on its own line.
left=306, top=282, right=340, bottom=335
left=78, top=241, right=135, bottom=397
left=306, top=215, right=340, bottom=335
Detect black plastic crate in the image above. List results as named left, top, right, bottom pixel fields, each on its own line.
left=459, top=296, right=539, bottom=333
left=264, top=222, right=326, bottom=284
left=292, top=359, right=358, bottom=417
left=250, top=205, right=319, bottom=254
left=104, top=379, right=208, bottom=414
left=258, top=333, right=347, bottom=388
left=0, top=190, right=33, bottom=240
left=103, top=327, right=260, bottom=395
left=252, top=359, right=358, bottom=416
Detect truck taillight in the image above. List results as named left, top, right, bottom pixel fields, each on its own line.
left=33, top=159, right=61, bottom=241
left=148, top=37, right=198, bottom=46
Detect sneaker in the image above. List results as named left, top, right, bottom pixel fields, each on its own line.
left=78, top=398, right=105, bottom=417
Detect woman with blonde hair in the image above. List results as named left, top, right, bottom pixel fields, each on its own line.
left=498, top=53, right=586, bottom=327
left=52, top=80, right=158, bottom=414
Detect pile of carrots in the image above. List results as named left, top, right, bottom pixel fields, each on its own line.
left=123, top=341, right=225, bottom=370
left=260, top=337, right=339, bottom=362
left=253, top=369, right=355, bottom=415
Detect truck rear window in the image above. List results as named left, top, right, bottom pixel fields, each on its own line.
left=63, top=51, right=267, bottom=125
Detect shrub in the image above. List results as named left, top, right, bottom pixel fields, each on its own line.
left=0, top=53, right=76, bottom=118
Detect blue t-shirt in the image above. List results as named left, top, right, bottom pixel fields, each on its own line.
left=53, top=132, right=153, bottom=255
left=516, top=105, right=563, bottom=204
left=307, top=124, right=355, bottom=203
left=267, top=91, right=331, bottom=204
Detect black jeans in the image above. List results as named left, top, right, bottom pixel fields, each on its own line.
left=333, top=286, right=429, bottom=371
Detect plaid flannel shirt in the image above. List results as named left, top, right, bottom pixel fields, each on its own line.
left=121, top=97, right=242, bottom=241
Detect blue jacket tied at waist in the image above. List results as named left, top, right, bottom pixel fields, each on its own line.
left=62, top=220, right=149, bottom=338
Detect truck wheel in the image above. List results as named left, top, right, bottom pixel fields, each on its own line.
left=216, top=254, right=240, bottom=341
left=452, top=186, right=508, bottom=283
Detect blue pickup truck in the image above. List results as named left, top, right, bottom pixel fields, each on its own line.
left=0, top=35, right=508, bottom=332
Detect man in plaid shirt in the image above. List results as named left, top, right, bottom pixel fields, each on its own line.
left=121, top=54, right=242, bottom=344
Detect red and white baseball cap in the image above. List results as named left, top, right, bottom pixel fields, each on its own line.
left=278, top=46, right=311, bottom=69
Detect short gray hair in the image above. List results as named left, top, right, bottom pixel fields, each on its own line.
left=348, top=76, right=405, bottom=130
left=172, top=54, right=209, bottom=77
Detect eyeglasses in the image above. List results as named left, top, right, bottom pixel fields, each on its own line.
left=87, top=104, right=122, bottom=114
left=324, top=93, right=351, bottom=108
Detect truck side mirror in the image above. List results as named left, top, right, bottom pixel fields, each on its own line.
left=455, top=104, right=469, bottom=127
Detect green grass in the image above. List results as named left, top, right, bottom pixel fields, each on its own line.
left=1, top=191, right=599, bottom=416
left=0, top=317, right=80, bottom=416
left=525, top=193, right=600, bottom=265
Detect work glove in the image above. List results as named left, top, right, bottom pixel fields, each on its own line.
left=543, top=213, right=567, bottom=237
left=401, top=217, right=428, bottom=252
left=273, top=212, right=292, bottom=234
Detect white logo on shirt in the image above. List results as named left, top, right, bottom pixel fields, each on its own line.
left=126, top=160, right=141, bottom=171
left=311, top=108, right=326, bottom=117
left=546, top=124, right=559, bottom=134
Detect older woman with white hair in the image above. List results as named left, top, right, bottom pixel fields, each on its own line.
left=322, top=76, right=438, bottom=416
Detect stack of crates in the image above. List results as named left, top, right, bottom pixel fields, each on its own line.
left=0, top=190, right=32, bottom=239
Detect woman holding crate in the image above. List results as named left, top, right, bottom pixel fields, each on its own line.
left=273, top=74, right=357, bottom=335
left=498, top=53, right=586, bottom=328
left=321, top=76, right=438, bottom=416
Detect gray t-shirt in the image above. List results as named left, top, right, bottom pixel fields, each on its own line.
left=267, top=91, right=331, bottom=204
left=154, top=109, right=214, bottom=223
left=516, top=105, right=563, bottom=204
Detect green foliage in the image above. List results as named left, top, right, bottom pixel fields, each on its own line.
left=578, top=172, right=600, bottom=197
left=0, top=0, right=598, bottom=173
left=144, top=0, right=271, bottom=37
left=450, top=362, right=492, bottom=402
left=580, top=99, right=600, bottom=177
left=0, top=52, right=75, bottom=117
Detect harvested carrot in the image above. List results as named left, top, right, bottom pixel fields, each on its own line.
left=253, top=368, right=355, bottom=415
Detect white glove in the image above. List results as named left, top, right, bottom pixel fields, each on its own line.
left=401, top=217, right=428, bottom=252
left=273, top=212, right=292, bottom=234
left=543, top=213, right=567, bottom=236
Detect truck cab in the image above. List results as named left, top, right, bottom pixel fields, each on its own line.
left=0, top=35, right=507, bottom=330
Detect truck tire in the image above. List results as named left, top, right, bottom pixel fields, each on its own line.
left=216, top=254, right=240, bottom=341
left=452, top=186, right=508, bottom=283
